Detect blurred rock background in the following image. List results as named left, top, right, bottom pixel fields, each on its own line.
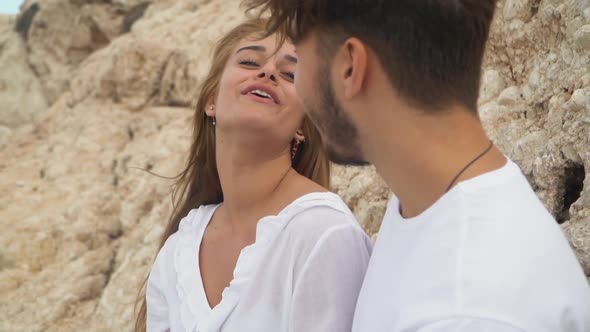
left=0, top=0, right=588, bottom=330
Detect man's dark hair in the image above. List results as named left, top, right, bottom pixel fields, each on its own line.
left=245, top=0, right=497, bottom=112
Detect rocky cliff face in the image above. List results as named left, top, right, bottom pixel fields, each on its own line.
left=0, top=0, right=588, bottom=330
left=480, top=0, right=590, bottom=274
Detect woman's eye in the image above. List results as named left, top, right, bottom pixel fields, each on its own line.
left=281, top=72, right=295, bottom=81
left=239, top=59, right=259, bottom=67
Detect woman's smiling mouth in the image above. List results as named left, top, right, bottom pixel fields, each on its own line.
left=241, top=84, right=280, bottom=105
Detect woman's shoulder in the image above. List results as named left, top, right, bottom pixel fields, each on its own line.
left=178, top=204, right=219, bottom=231
left=281, top=191, right=367, bottom=244
left=276, top=192, right=371, bottom=276
left=154, top=204, right=219, bottom=262
left=283, top=191, right=355, bottom=221
left=150, top=204, right=219, bottom=284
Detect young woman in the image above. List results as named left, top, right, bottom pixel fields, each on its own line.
left=134, top=19, right=372, bottom=332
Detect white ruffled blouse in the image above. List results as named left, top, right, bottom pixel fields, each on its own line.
left=146, top=192, right=372, bottom=332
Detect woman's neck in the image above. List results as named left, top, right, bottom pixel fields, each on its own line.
left=215, top=140, right=294, bottom=233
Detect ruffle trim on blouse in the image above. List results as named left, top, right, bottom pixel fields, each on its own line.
left=174, top=207, right=217, bottom=332
left=174, top=192, right=351, bottom=332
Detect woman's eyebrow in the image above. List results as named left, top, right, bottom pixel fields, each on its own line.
left=236, top=45, right=266, bottom=54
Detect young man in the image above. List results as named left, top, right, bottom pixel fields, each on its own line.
left=245, top=0, right=590, bottom=331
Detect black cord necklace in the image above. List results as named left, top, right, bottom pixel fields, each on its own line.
left=445, top=141, right=494, bottom=192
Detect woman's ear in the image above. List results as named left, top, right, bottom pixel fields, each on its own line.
left=205, top=104, right=216, bottom=117
left=294, top=129, right=305, bottom=142
left=206, top=92, right=220, bottom=117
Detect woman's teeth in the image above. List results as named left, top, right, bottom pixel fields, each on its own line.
left=250, top=89, right=274, bottom=102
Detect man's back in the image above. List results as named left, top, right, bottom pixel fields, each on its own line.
left=353, top=159, right=590, bottom=331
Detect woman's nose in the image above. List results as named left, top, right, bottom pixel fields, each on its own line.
left=257, top=69, right=277, bottom=83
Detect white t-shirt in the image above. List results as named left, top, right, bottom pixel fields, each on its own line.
left=147, top=192, right=372, bottom=332
left=353, top=159, right=590, bottom=332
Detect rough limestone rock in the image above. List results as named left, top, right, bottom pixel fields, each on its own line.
left=0, top=0, right=243, bottom=330
left=331, top=165, right=390, bottom=240
left=0, top=15, right=47, bottom=135
left=480, top=0, right=590, bottom=274
left=19, top=0, right=154, bottom=105
left=0, top=0, right=588, bottom=331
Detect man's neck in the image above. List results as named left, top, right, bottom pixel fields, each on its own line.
left=362, top=102, right=506, bottom=218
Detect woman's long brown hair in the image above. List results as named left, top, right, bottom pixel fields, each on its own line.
left=134, top=18, right=330, bottom=331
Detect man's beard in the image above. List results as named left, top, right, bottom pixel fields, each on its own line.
left=303, top=66, right=369, bottom=166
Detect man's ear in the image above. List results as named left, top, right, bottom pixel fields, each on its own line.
left=335, top=37, right=368, bottom=100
